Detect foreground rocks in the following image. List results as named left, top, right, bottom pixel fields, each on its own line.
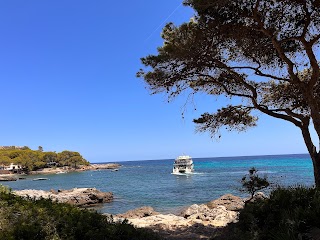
left=14, top=188, right=113, bottom=206
left=114, top=194, right=245, bottom=239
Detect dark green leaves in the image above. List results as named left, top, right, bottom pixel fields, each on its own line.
left=193, top=105, right=258, bottom=136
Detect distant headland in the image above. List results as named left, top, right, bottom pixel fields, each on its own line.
left=0, top=146, right=120, bottom=178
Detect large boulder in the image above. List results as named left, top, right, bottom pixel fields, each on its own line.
left=14, top=188, right=113, bottom=206
left=206, top=194, right=244, bottom=211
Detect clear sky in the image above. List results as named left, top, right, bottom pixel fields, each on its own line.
left=0, top=1, right=311, bottom=162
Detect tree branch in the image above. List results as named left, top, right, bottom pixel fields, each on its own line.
left=301, top=2, right=312, bottom=38
left=252, top=4, right=301, bottom=84
left=230, top=66, right=290, bottom=81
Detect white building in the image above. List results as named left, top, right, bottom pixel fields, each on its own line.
left=5, top=163, right=22, bottom=171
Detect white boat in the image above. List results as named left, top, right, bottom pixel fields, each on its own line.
left=172, top=155, right=194, bottom=174
left=33, top=178, right=49, bottom=181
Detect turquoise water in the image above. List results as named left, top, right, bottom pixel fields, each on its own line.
left=3, top=154, right=314, bottom=214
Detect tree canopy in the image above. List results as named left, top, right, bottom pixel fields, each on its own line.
left=138, top=0, right=320, bottom=186
left=0, top=148, right=89, bottom=172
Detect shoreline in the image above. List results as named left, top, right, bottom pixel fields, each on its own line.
left=11, top=186, right=247, bottom=240
left=0, top=163, right=121, bottom=179
left=31, top=163, right=121, bottom=174
left=109, top=194, right=248, bottom=240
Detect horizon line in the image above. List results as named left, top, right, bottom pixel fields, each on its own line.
left=91, top=152, right=309, bottom=164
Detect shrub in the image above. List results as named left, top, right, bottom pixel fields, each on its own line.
left=0, top=192, right=161, bottom=240
left=241, top=167, right=270, bottom=201
left=222, top=186, right=320, bottom=240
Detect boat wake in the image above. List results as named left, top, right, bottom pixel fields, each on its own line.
left=171, top=172, right=205, bottom=176
left=171, top=172, right=194, bottom=176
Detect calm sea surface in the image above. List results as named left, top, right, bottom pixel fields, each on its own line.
left=3, top=154, right=314, bottom=215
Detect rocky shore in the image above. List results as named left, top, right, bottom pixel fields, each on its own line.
left=14, top=188, right=113, bottom=206
left=0, top=175, right=19, bottom=181
left=12, top=187, right=261, bottom=239
left=0, top=163, right=121, bottom=180
left=28, top=163, right=121, bottom=175
left=113, top=194, right=247, bottom=240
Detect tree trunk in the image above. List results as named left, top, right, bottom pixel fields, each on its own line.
left=311, top=153, right=320, bottom=188
left=301, top=126, right=320, bottom=187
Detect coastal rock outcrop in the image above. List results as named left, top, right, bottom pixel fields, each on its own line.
left=114, top=195, right=242, bottom=228
left=88, top=163, right=121, bottom=170
left=30, top=163, right=121, bottom=174
left=181, top=204, right=239, bottom=227
left=116, top=206, right=160, bottom=219
left=0, top=175, right=17, bottom=181
left=14, top=188, right=113, bottom=206
left=206, top=194, right=245, bottom=211
left=113, top=194, right=244, bottom=239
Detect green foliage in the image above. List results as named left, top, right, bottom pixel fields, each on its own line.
left=0, top=192, right=161, bottom=240
left=138, top=0, right=320, bottom=186
left=138, top=0, right=320, bottom=135
left=222, top=186, right=320, bottom=240
left=0, top=184, right=11, bottom=194
left=241, top=168, right=270, bottom=201
left=0, top=148, right=90, bottom=171
left=57, top=150, right=89, bottom=168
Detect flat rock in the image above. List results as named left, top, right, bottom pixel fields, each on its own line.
left=14, top=188, right=113, bottom=206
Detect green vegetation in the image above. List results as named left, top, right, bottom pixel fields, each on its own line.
left=241, top=168, right=270, bottom=202
left=0, top=186, right=161, bottom=240
left=138, top=0, right=320, bottom=187
left=217, top=186, right=320, bottom=240
left=0, top=147, right=89, bottom=172
left=214, top=170, right=319, bottom=239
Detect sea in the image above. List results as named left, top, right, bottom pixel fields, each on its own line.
left=2, top=154, right=314, bottom=215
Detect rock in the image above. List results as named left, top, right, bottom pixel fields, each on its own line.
left=207, top=194, right=244, bottom=211
left=211, top=206, right=238, bottom=227
left=182, top=204, right=210, bottom=219
left=89, top=164, right=121, bottom=170
left=243, top=191, right=268, bottom=203
left=117, top=214, right=190, bottom=229
left=113, top=195, right=245, bottom=239
left=0, top=175, right=17, bottom=181
left=14, top=188, right=113, bottom=206
left=118, top=202, right=239, bottom=232
left=253, top=191, right=267, bottom=200
left=116, top=206, right=160, bottom=219
left=50, top=189, right=57, bottom=194
left=181, top=204, right=238, bottom=227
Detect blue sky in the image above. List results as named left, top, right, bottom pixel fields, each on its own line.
left=0, top=1, right=311, bottom=162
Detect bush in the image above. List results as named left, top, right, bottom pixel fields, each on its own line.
left=221, top=186, right=320, bottom=240
left=0, top=191, right=161, bottom=240
left=241, top=167, right=270, bottom=201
